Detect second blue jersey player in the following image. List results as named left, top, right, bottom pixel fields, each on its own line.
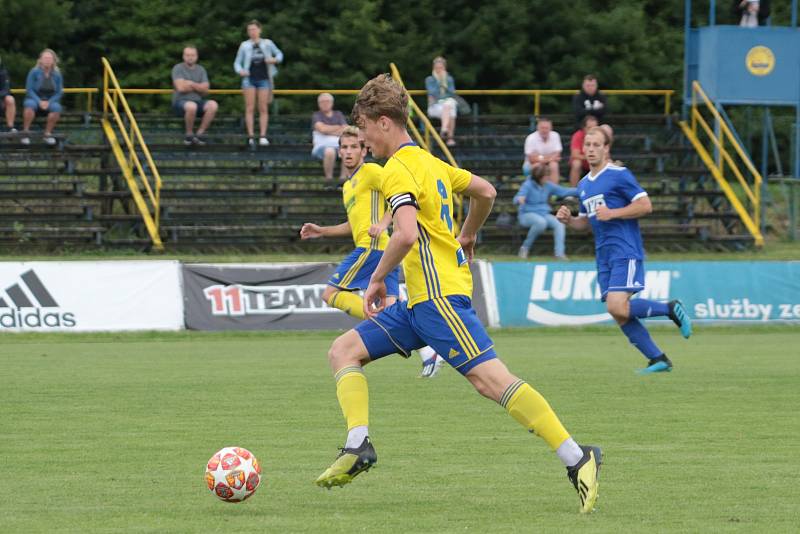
left=557, top=126, right=692, bottom=374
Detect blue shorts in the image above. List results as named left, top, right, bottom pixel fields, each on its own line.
left=241, top=77, right=271, bottom=90
left=173, top=99, right=208, bottom=117
left=596, top=248, right=645, bottom=301
left=329, top=248, right=400, bottom=296
left=312, top=144, right=339, bottom=160
left=24, top=98, right=62, bottom=114
left=355, top=295, right=497, bottom=375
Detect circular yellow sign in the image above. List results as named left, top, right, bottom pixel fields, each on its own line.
left=746, top=46, right=775, bottom=76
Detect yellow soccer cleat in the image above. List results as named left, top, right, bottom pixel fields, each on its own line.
left=566, top=445, right=602, bottom=514
left=315, top=437, right=377, bottom=489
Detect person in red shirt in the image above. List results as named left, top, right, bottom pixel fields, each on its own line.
left=568, top=115, right=599, bottom=186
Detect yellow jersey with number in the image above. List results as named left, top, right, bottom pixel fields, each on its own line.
left=382, top=144, right=473, bottom=307
left=342, top=162, right=389, bottom=250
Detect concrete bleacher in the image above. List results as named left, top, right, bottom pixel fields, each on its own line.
left=0, top=110, right=754, bottom=253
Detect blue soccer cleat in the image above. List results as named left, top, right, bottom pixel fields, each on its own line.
left=668, top=300, right=692, bottom=339
left=637, top=355, right=673, bottom=375
left=419, top=354, right=443, bottom=378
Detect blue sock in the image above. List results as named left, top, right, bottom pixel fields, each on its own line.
left=620, top=318, right=663, bottom=359
left=629, top=299, right=669, bottom=319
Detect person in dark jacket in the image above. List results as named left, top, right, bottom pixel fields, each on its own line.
left=0, top=57, right=17, bottom=132
left=572, top=74, right=607, bottom=128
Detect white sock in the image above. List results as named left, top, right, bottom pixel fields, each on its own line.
left=556, top=438, right=584, bottom=467
left=345, top=425, right=368, bottom=449
left=418, top=345, right=437, bottom=363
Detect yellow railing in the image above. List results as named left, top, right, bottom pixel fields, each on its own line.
left=388, top=63, right=464, bottom=229
left=10, top=88, right=98, bottom=114
left=678, top=81, right=763, bottom=246
left=115, top=88, right=673, bottom=117
left=101, top=58, right=164, bottom=251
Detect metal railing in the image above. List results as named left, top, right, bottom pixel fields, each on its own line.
left=113, top=88, right=673, bottom=117
left=10, top=88, right=98, bottom=114
left=101, top=57, right=164, bottom=251
left=678, top=81, right=764, bottom=246
left=389, top=63, right=464, bottom=229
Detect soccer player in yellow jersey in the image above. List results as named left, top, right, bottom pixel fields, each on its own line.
left=314, top=75, right=602, bottom=514
left=300, top=127, right=443, bottom=376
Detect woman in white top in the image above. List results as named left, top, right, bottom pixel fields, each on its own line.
left=233, top=20, right=283, bottom=147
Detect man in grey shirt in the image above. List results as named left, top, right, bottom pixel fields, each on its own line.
left=172, top=46, right=218, bottom=145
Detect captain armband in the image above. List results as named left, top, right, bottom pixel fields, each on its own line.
left=388, top=193, right=419, bottom=214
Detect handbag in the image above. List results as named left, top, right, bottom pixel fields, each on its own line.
left=455, top=95, right=471, bottom=115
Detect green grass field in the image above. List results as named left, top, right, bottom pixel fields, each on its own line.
left=2, top=327, right=798, bottom=533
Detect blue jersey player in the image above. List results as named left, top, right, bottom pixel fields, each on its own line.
left=557, top=127, right=692, bottom=374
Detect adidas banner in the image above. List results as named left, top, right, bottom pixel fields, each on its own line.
left=0, top=261, right=183, bottom=332
left=182, top=262, right=492, bottom=331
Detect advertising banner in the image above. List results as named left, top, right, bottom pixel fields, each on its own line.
left=0, top=261, right=183, bottom=332
left=183, top=262, right=491, bottom=331
left=491, top=261, right=800, bottom=326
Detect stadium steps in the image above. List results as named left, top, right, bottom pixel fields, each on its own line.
left=0, top=111, right=755, bottom=252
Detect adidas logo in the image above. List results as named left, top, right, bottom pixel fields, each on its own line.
left=448, top=348, right=460, bottom=358
left=0, top=270, right=76, bottom=328
left=578, top=479, right=589, bottom=505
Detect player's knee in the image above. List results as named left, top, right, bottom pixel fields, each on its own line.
left=606, top=300, right=629, bottom=323
left=322, top=286, right=337, bottom=305
left=466, top=374, right=495, bottom=400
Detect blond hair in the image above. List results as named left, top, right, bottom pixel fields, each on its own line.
left=352, top=74, right=408, bottom=127
left=339, top=126, right=362, bottom=146
left=36, top=48, right=60, bottom=72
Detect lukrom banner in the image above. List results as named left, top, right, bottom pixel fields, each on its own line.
left=491, top=261, right=800, bottom=326
left=0, top=261, right=184, bottom=332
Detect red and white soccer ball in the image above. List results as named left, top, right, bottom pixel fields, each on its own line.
left=205, top=446, right=262, bottom=502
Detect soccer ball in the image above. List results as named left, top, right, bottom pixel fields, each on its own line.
left=205, top=446, right=262, bottom=502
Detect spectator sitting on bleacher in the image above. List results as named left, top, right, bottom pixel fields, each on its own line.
left=21, top=49, right=63, bottom=146
left=572, top=74, right=606, bottom=128
left=568, top=115, right=599, bottom=186
left=234, top=19, right=283, bottom=147
left=425, top=56, right=458, bottom=147
left=0, top=57, right=17, bottom=133
left=172, top=45, right=218, bottom=146
left=514, top=164, right=577, bottom=260
left=311, top=92, right=348, bottom=184
left=522, top=117, right=562, bottom=184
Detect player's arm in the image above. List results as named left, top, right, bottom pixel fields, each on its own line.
left=299, top=221, right=351, bottom=239
left=364, top=204, right=418, bottom=317
left=556, top=205, right=591, bottom=231
left=596, top=195, right=652, bottom=221
left=457, top=174, right=496, bottom=261
left=368, top=209, right=393, bottom=238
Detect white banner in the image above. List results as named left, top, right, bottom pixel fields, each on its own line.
left=0, top=261, right=183, bottom=332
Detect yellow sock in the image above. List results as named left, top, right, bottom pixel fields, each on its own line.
left=328, top=291, right=366, bottom=320
left=334, top=366, right=369, bottom=430
left=501, top=380, right=570, bottom=449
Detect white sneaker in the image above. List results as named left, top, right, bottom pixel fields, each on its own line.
left=20, top=136, right=30, bottom=146
left=44, top=135, right=57, bottom=146
left=247, top=137, right=256, bottom=147
left=258, top=137, right=270, bottom=146
left=518, top=246, right=529, bottom=259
